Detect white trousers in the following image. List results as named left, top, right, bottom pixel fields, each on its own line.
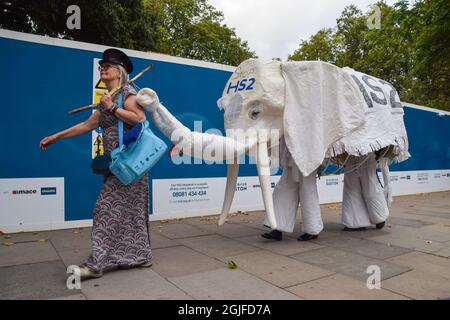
left=265, top=165, right=323, bottom=235
left=342, top=154, right=389, bottom=228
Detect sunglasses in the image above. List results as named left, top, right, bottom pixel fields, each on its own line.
left=98, top=64, right=119, bottom=71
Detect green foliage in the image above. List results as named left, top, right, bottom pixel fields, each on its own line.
left=0, top=0, right=158, bottom=50
left=289, top=29, right=339, bottom=64
left=143, top=0, right=255, bottom=65
left=0, top=0, right=256, bottom=66
left=289, top=0, right=450, bottom=111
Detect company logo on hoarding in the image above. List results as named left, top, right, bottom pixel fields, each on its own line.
left=41, top=187, right=57, bottom=195
left=326, top=178, right=339, bottom=186
left=12, top=189, right=37, bottom=195
left=417, top=173, right=429, bottom=182
left=235, top=183, right=248, bottom=192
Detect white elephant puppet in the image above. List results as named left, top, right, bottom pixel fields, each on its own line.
left=136, top=59, right=409, bottom=240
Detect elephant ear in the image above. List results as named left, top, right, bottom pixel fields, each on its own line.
left=280, top=61, right=366, bottom=176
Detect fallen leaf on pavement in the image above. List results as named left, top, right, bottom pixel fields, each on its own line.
left=2, top=242, right=14, bottom=246
left=227, top=261, right=237, bottom=269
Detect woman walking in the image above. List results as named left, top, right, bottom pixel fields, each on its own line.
left=40, top=49, right=152, bottom=280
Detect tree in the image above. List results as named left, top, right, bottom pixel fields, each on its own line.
left=1, top=0, right=256, bottom=66
left=143, top=0, right=256, bottom=65
left=288, top=0, right=450, bottom=111
left=0, top=0, right=159, bottom=51
left=410, top=0, right=450, bottom=110
left=289, top=29, right=338, bottom=63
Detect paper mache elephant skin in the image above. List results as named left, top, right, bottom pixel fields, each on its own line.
left=135, top=59, right=410, bottom=230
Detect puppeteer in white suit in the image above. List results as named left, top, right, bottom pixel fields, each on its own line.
left=262, top=137, right=323, bottom=241
left=341, top=153, right=390, bottom=231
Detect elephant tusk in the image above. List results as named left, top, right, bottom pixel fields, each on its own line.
left=218, top=162, right=240, bottom=226
left=257, top=139, right=277, bottom=230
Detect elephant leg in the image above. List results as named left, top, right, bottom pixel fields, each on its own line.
left=264, top=166, right=299, bottom=233
left=360, top=156, right=389, bottom=225
left=298, top=169, right=323, bottom=235
left=342, top=170, right=372, bottom=228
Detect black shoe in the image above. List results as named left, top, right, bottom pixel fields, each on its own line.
left=376, top=221, right=386, bottom=229
left=297, top=233, right=319, bottom=241
left=262, top=230, right=282, bottom=241
left=343, top=226, right=367, bottom=231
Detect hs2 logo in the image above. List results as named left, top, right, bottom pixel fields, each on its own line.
left=226, top=78, right=256, bottom=94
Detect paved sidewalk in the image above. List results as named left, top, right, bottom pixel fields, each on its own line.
left=1, top=191, right=449, bottom=300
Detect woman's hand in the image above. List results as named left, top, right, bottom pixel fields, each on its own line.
left=39, top=134, right=59, bottom=150
left=100, top=91, right=114, bottom=111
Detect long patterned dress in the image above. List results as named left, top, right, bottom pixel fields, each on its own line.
left=86, top=85, right=152, bottom=272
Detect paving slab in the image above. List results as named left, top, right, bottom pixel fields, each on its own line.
left=220, top=250, right=334, bottom=288
left=0, top=260, right=79, bottom=300
left=370, top=225, right=450, bottom=253
left=387, top=251, right=450, bottom=280
left=407, top=204, right=450, bottom=214
left=58, top=248, right=91, bottom=268
left=1, top=231, right=49, bottom=243
left=194, top=222, right=263, bottom=238
left=177, top=234, right=259, bottom=259
left=405, top=209, right=450, bottom=220
left=183, top=216, right=221, bottom=225
left=320, top=213, right=343, bottom=224
left=323, top=222, right=392, bottom=239
left=81, top=268, right=192, bottom=300
left=48, top=294, right=87, bottom=300
left=434, top=245, right=450, bottom=258
left=47, top=228, right=92, bottom=251
left=286, top=274, right=409, bottom=300
left=0, top=241, right=60, bottom=267
left=387, top=217, right=434, bottom=228
left=151, top=246, right=224, bottom=278
left=392, top=212, right=450, bottom=226
left=168, top=268, right=300, bottom=300
left=152, top=223, right=213, bottom=239
left=149, top=232, right=180, bottom=249
left=418, top=225, right=450, bottom=241
left=314, top=236, right=412, bottom=260
left=224, top=218, right=269, bottom=231
left=291, top=247, right=411, bottom=282
left=236, top=234, right=323, bottom=256
left=382, top=270, right=450, bottom=300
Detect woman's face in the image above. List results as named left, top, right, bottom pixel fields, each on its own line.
left=99, top=63, right=120, bottom=82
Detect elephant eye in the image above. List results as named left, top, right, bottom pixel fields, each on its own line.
left=249, top=110, right=261, bottom=120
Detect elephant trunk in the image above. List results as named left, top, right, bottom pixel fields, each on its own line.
left=150, top=103, right=247, bottom=161
left=137, top=88, right=277, bottom=229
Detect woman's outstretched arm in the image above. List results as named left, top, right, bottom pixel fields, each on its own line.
left=39, top=111, right=100, bottom=150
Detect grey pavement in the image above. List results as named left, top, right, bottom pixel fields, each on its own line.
left=1, top=191, right=449, bottom=300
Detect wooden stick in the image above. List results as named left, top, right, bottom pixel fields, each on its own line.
left=68, top=65, right=154, bottom=115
